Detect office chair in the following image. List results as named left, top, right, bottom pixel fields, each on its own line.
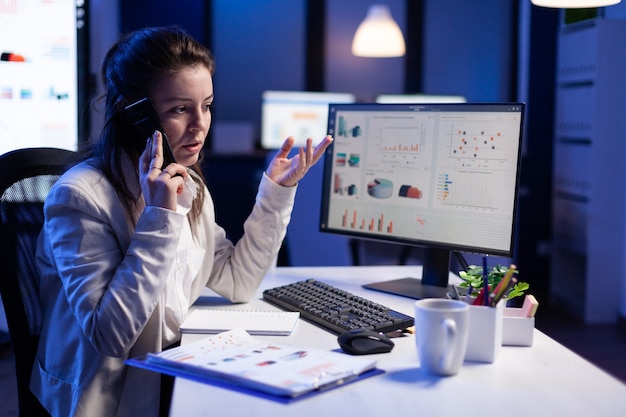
left=0, top=147, right=74, bottom=417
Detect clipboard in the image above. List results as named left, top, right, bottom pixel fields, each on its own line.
left=126, top=328, right=383, bottom=402
left=127, top=355, right=383, bottom=403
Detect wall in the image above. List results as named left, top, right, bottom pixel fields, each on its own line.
left=88, top=0, right=120, bottom=140
left=211, top=0, right=307, bottom=135
left=212, top=0, right=407, bottom=142
left=120, top=0, right=205, bottom=42
left=604, top=0, right=626, bottom=326
left=325, top=0, right=406, bottom=101
left=423, top=0, right=516, bottom=102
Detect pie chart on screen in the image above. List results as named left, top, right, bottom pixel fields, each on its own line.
left=367, top=178, right=393, bottom=199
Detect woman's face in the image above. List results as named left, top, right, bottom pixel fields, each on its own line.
left=150, top=65, right=214, bottom=167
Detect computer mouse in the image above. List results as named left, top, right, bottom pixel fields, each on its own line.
left=337, top=329, right=395, bottom=355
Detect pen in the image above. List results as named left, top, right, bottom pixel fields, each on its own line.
left=482, top=256, right=489, bottom=306
left=491, top=277, right=517, bottom=307
left=472, top=288, right=486, bottom=306
left=451, top=284, right=462, bottom=300
left=491, top=264, right=516, bottom=304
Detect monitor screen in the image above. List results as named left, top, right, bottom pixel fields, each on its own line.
left=319, top=102, right=525, bottom=299
left=0, top=0, right=86, bottom=155
left=260, top=90, right=355, bottom=150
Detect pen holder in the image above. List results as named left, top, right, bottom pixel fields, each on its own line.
left=464, top=300, right=503, bottom=363
left=502, top=308, right=535, bottom=347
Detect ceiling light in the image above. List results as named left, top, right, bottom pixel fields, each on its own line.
left=351, top=4, right=406, bottom=58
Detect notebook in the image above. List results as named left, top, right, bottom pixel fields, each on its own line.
left=179, top=308, right=300, bottom=336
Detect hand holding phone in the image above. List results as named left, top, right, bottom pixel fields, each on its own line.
left=121, top=97, right=177, bottom=168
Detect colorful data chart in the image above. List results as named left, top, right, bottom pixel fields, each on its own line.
left=335, top=153, right=347, bottom=166
left=367, top=178, right=393, bottom=199
left=398, top=185, right=422, bottom=199
left=337, top=116, right=362, bottom=138
left=333, top=174, right=358, bottom=196
left=380, top=123, right=422, bottom=154
left=449, top=124, right=511, bottom=160
left=342, top=209, right=393, bottom=233
left=348, top=153, right=360, bottom=167
left=436, top=171, right=498, bottom=209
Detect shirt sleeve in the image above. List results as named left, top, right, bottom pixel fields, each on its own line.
left=198, top=173, right=297, bottom=302
left=40, top=175, right=185, bottom=357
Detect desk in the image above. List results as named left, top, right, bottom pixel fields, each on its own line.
left=169, top=266, right=626, bottom=417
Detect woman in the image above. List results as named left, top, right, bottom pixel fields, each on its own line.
left=31, top=26, right=332, bottom=417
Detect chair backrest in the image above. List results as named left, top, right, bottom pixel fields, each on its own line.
left=0, top=147, right=75, bottom=416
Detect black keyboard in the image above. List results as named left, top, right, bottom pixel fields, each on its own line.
left=262, top=278, right=414, bottom=334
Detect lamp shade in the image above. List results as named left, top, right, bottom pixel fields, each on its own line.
left=531, top=0, right=620, bottom=7
left=351, top=4, right=406, bottom=58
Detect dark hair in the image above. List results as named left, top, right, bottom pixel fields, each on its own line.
left=93, top=25, right=215, bottom=226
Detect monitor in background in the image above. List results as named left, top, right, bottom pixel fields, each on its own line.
left=320, top=102, right=524, bottom=299
left=260, top=90, right=356, bottom=150
left=0, top=0, right=87, bottom=154
left=376, top=94, right=467, bottom=104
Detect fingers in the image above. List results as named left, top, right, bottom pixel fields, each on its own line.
left=142, top=131, right=187, bottom=182
left=313, top=135, right=333, bottom=160
left=142, top=130, right=163, bottom=172
left=301, top=135, right=333, bottom=167
left=276, top=135, right=332, bottom=162
left=276, top=136, right=295, bottom=159
left=143, top=131, right=186, bottom=174
left=141, top=161, right=187, bottom=210
left=140, top=139, right=151, bottom=172
left=138, top=131, right=189, bottom=210
left=295, top=135, right=332, bottom=170
left=160, top=166, right=188, bottom=180
left=265, top=135, right=333, bottom=187
left=300, top=138, right=312, bottom=167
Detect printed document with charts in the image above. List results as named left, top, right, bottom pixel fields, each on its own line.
left=127, top=328, right=379, bottom=399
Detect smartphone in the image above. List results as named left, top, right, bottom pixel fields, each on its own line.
left=121, top=97, right=177, bottom=168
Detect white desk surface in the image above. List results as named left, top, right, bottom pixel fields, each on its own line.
left=169, top=265, right=626, bottom=417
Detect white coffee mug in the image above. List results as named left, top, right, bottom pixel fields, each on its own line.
left=414, top=299, right=470, bottom=376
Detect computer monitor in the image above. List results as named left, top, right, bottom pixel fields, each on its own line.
left=260, top=90, right=356, bottom=150
left=319, top=102, right=525, bottom=299
left=376, top=94, right=467, bottom=104
left=0, top=0, right=88, bottom=154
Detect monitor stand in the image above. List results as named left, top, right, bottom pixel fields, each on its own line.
left=363, top=277, right=450, bottom=299
left=362, top=248, right=452, bottom=300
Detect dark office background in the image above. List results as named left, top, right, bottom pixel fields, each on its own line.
left=82, top=0, right=626, bottom=324
left=115, top=0, right=559, bottom=310
left=2, top=5, right=626, bottom=415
